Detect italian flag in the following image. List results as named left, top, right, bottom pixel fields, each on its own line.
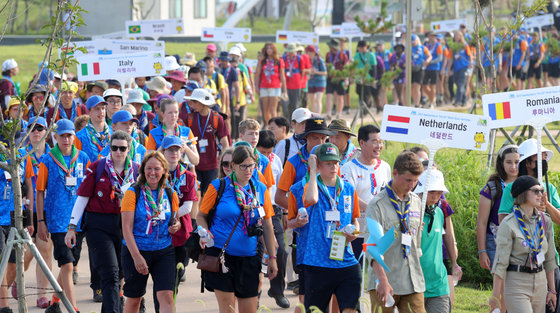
left=81, top=62, right=100, bottom=76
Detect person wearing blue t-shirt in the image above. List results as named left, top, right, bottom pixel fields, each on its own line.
left=289, top=143, right=361, bottom=313
left=36, top=119, right=90, bottom=313
left=74, top=95, right=112, bottom=164
left=98, top=110, right=147, bottom=164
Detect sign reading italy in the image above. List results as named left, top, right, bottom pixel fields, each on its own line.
left=200, top=27, right=251, bottom=42
left=76, top=51, right=165, bottom=81
left=125, top=19, right=184, bottom=37
left=276, top=30, right=319, bottom=45
left=380, top=105, right=489, bottom=151
left=482, top=86, right=560, bottom=128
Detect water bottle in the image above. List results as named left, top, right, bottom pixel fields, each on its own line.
left=385, top=294, right=395, bottom=307
left=298, top=208, right=308, bottom=219
left=491, top=309, right=500, bottom=313
left=453, top=265, right=463, bottom=286
left=262, top=254, right=268, bottom=274
left=342, top=224, right=356, bottom=235
left=196, top=225, right=214, bottom=248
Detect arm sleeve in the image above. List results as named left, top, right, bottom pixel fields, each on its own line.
left=145, top=133, right=156, bottom=150
left=263, top=190, right=274, bottom=219
left=352, top=190, right=360, bottom=219
left=121, top=189, right=137, bottom=212
left=263, top=163, right=275, bottom=188
left=277, top=161, right=296, bottom=192
left=498, top=184, right=514, bottom=214
left=199, top=184, right=218, bottom=214
left=73, top=137, right=82, bottom=151
left=69, top=196, right=89, bottom=225
left=491, top=222, right=513, bottom=279
left=24, top=157, right=34, bottom=179
left=36, top=163, right=48, bottom=192
left=171, top=192, right=179, bottom=212
left=288, top=191, right=298, bottom=220
left=178, top=201, right=193, bottom=216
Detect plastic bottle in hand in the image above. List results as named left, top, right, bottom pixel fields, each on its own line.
left=342, top=224, right=356, bottom=235
left=197, top=225, right=214, bottom=248
left=453, top=265, right=463, bottom=286
left=298, top=208, right=308, bottom=219
left=385, top=294, right=395, bottom=307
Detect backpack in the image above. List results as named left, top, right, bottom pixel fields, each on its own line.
left=283, top=138, right=291, bottom=167
left=283, top=54, right=304, bottom=74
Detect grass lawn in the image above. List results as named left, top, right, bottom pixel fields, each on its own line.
left=454, top=284, right=494, bottom=312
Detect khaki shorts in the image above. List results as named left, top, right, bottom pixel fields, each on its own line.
left=369, top=290, right=425, bottom=313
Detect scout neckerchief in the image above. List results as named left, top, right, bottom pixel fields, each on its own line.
left=231, top=172, right=258, bottom=234
left=86, top=121, right=109, bottom=153
left=142, top=182, right=165, bottom=235
left=425, top=204, right=436, bottom=233
left=168, top=163, right=186, bottom=198
left=341, top=141, right=358, bottom=164
left=59, top=101, right=78, bottom=121
left=106, top=154, right=134, bottom=200
left=137, top=111, right=148, bottom=130
left=297, top=146, right=311, bottom=182
left=513, top=205, right=544, bottom=266
left=317, top=175, right=342, bottom=210
left=49, top=144, right=79, bottom=192
left=129, top=140, right=137, bottom=162
left=386, top=180, right=411, bottom=258
left=162, top=123, right=180, bottom=137
left=253, top=148, right=262, bottom=171
left=351, top=158, right=381, bottom=195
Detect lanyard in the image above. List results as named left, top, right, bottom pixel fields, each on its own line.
left=317, top=175, right=342, bottom=211
left=197, top=112, right=211, bottom=139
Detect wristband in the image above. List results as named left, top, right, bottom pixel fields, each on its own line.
left=282, top=212, right=288, bottom=215
left=549, top=289, right=557, bottom=295
left=68, top=224, right=77, bottom=230
left=269, top=255, right=277, bottom=259
left=37, top=219, right=45, bottom=223
left=478, top=250, right=486, bottom=255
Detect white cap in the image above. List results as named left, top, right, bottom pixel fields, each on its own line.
left=234, top=43, right=247, bottom=53
left=165, top=56, right=180, bottom=71
left=53, top=72, right=68, bottom=80
left=414, top=169, right=449, bottom=194
left=518, top=138, right=553, bottom=163
left=103, top=88, right=123, bottom=100
left=292, top=108, right=312, bottom=123
left=185, top=88, right=216, bottom=106
left=229, top=46, right=242, bottom=57
left=2, top=59, right=17, bottom=72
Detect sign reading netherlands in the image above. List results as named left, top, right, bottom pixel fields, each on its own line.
left=430, top=18, right=466, bottom=33
left=276, top=30, right=319, bottom=45
left=482, top=86, right=560, bottom=128
left=200, top=27, right=252, bottom=42
left=76, top=51, right=165, bottom=82
left=125, top=19, right=184, bottom=37
left=380, top=105, right=489, bottom=151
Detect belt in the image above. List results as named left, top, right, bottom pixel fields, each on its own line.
left=507, top=264, right=543, bottom=273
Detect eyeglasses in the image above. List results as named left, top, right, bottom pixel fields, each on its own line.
left=110, top=145, right=128, bottom=152
left=222, top=161, right=231, bottom=168
left=107, top=99, right=122, bottom=105
left=238, top=163, right=256, bottom=171
left=529, top=188, right=545, bottom=195
left=30, top=126, right=46, bottom=132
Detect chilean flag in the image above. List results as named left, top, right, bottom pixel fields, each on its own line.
left=203, top=30, right=214, bottom=38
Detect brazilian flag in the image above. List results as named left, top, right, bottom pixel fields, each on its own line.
left=129, top=25, right=141, bottom=34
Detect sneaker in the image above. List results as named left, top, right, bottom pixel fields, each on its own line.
left=286, top=281, right=298, bottom=291
left=72, top=271, right=79, bottom=285
left=139, top=298, right=146, bottom=313
left=268, top=290, right=290, bottom=309
left=37, top=297, right=49, bottom=309
left=120, top=296, right=125, bottom=312
left=93, top=289, right=103, bottom=303
left=343, top=106, right=350, bottom=114
left=0, top=307, right=13, bottom=313
left=45, top=303, right=62, bottom=313
left=10, top=282, right=17, bottom=300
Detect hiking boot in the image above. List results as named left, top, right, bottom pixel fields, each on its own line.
left=0, top=307, right=13, bottom=313
left=93, top=289, right=103, bottom=303
left=268, top=290, right=290, bottom=309
left=45, top=303, right=62, bottom=313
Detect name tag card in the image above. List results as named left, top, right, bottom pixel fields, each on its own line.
left=401, top=233, right=412, bottom=247
left=329, top=231, right=346, bottom=261
left=325, top=210, right=340, bottom=222
left=65, top=176, right=77, bottom=186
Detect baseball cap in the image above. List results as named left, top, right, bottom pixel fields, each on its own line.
left=87, top=81, right=108, bottom=92
left=291, top=108, right=312, bottom=123
left=185, top=81, right=201, bottom=91
left=85, top=95, right=107, bottom=110
left=55, top=119, right=75, bottom=135
left=206, top=43, right=217, bottom=52
left=184, top=88, right=215, bottom=106
left=103, top=88, right=123, bottom=100
left=28, top=116, right=47, bottom=129
left=218, top=51, right=230, bottom=61
left=414, top=169, right=449, bottom=194
left=105, top=79, right=121, bottom=88
left=112, top=110, right=138, bottom=125
left=162, top=136, right=183, bottom=150
left=314, top=143, right=340, bottom=162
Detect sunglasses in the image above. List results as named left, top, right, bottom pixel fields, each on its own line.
left=110, top=145, right=128, bottom=152
left=33, top=95, right=45, bottom=101
left=30, top=126, right=46, bottom=132
left=529, top=188, right=545, bottom=195
left=222, top=161, right=231, bottom=168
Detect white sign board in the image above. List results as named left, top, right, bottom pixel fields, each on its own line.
left=200, top=27, right=252, bottom=42
left=244, top=59, right=258, bottom=72
left=380, top=105, right=489, bottom=151
left=331, top=23, right=368, bottom=38
left=125, top=19, right=184, bottom=37
left=482, top=86, right=560, bottom=129
left=430, top=18, right=466, bottom=33
left=276, top=31, right=319, bottom=45
left=75, top=51, right=166, bottom=82
left=524, top=14, right=554, bottom=29
left=60, top=39, right=165, bottom=57
left=411, top=0, right=423, bottom=22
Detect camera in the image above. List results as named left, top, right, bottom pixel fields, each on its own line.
left=247, top=219, right=264, bottom=237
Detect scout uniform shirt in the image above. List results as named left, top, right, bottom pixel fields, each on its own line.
left=36, top=146, right=90, bottom=233
left=288, top=180, right=307, bottom=267
left=98, top=139, right=147, bottom=165
left=74, top=122, right=112, bottom=163
left=365, top=188, right=426, bottom=294
left=145, top=125, right=196, bottom=150
left=0, top=156, right=33, bottom=226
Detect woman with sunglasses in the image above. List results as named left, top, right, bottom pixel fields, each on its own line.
left=25, top=84, right=49, bottom=120
left=490, top=175, right=557, bottom=313
left=218, top=148, right=234, bottom=178
left=65, top=130, right=140, bottom=313
left=196, top=145, right=278, bottom=313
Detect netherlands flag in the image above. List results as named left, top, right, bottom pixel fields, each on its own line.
left=203, top=30, right=214, bottom=38
left=385, top=115, right=410, bottom=135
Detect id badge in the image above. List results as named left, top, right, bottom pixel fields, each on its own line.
left=401, top=233, right=412, bottom=247
left=325, top=210, right=340, bottom=222
left=3, top=184, right=11, bottom=200
left=329, top=231, right=346, bottom=261
left=199, top=139, right=209, bottom=148
left=4, top=171, right=11, bottom=180
left=65, top=176, right=77, bottom=186
left=257, top=206, right=265, bottom=218
left=537, top=251, right=545, bottom=265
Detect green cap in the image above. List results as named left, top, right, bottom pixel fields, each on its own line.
left=314, top=143, right=340, bottom=162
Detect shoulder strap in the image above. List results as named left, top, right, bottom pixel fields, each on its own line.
left=132, top=162, right=140, bottom=179
left=95, top=159, right=107, bottom=183
left=165, top=187, right=174, bottom=205
left=134, top=183, right=141, bottom=204
left=220, top=210, right=244, bottom=255
left=187, top=114, right=193, bottom=128
left=283, top=138, right=290, bottom=166
left=540, top=211, right=548, bottom=233
left=212, top=111, right=219, bottom=133
left=206, top=178, right=226, bottom=227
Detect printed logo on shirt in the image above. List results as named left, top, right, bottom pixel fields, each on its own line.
left=344, top=195, right=352, bottom=213
left=409, top=211, right=421, bottom=218
left=76, top=163, right=83, bottom=178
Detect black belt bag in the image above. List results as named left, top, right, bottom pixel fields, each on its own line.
left=507, top=264, right=544, bottom=273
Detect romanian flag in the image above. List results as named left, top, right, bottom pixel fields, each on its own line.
left=80, top=62, right=100, bottom=76
left=433, top=24, right=441, bottom=30
left=278, top=34, right=288, bottom=41
left=128, top=25, right=141, bottom=34
left=488, top=102, right=511, bottom=120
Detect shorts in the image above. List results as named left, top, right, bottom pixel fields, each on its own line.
left=424, top=294, right=450, bottom=313
left=528, top=60, right=543, bottom=79
left=543, top=63, right=549, bottom=73
left=259, top=88, right=281, bottom=98
left=370, top=291, right=425, bottom=313
left=423, top=70, right=438, bottom=85
left=326, top=78, right=346, bottom=95
left=303, top=264, right=361, bottom=311
left=511, top=66, right=526, bottom=80
left=549, top=63, right=559, bottom=78
left=121, top=244, right=176, bottom=298
left=0, top=226, right=16, bottom=263
left=202, top=247, right=262, bottom=298
left=51, top=232, right=75, bottom=267
left=307, top=86, right=325, bottom=94
left=411, top=70, right=424, bottom=84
